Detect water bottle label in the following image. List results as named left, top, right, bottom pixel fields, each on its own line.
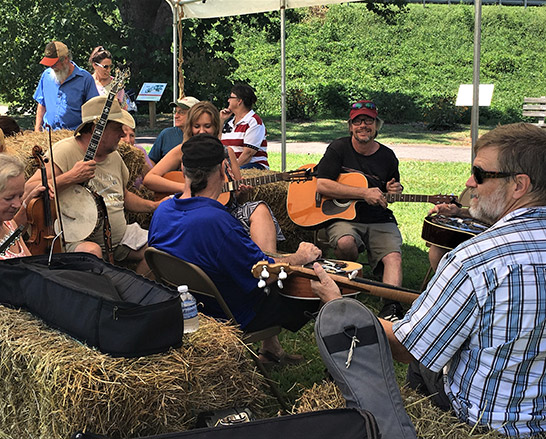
left=183, top=300, right=198, bottom=319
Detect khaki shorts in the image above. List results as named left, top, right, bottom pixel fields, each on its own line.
left=326, top=220, right=403, bottom=273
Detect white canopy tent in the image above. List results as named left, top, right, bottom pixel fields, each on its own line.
left=165, top=0, right=482, bottom=168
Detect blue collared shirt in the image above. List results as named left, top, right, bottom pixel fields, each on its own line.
left=33, top=62, right=99, bottom=131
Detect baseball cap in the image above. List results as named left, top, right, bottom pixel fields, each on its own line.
left=170, top=96, right=200, bottom=110
left=349, top=100, right=379, bottom=121
left=74, top=96, right=135, bottom=136
left=40, top=41, right=69, bottom=66
left=182, top=134, right=225, bottom=168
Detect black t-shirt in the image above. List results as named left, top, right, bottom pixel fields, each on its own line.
left=316, top=136, right=399, bottom=224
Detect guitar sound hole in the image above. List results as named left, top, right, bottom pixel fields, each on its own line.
left=323, top=199, right=351, bottom=214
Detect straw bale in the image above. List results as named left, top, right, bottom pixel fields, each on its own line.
left=240, top=169, right=314, bottom=252
left=295, top=381, right=506, bottom=439
left=0, top=306, right=270, bottom=438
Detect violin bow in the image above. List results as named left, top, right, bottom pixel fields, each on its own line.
left=46, top=125, right=67, bottom=254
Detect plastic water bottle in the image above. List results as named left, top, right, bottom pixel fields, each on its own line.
left=178, top=285, right=199, bottom=333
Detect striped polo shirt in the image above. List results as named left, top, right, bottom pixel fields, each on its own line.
left=221, top=110, right=269, bottom=169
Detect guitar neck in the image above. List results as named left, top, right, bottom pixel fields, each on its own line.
left=286, top=265, right=420, bottom=304
left=222, top=172, right=288, bottom=193
left=386, top=193, right=451, bottom=204
left=84, top=93, right=117, bottom=162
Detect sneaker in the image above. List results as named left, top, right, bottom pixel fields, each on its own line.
left=378, top=302, right=404, bottom=323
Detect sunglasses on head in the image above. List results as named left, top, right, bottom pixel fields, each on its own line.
left=471, top=166, right=519, bottom=184
left=351, top=101, right=377, bottom=110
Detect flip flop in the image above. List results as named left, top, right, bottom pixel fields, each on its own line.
left=258, top=349, right=305, bottom=368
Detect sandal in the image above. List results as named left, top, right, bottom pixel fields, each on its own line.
left=258, top=349, right=305, bottom=368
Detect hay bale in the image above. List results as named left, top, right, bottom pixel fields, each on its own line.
left=0, top=306, right=270, bottom=438
left=241, top=169, right=314, bottom=252
left=295, top=381, right=504, bottom=439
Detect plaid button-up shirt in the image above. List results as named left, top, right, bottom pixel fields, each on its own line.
left=394, top=207, right=546, bottom=436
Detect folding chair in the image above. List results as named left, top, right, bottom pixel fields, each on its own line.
left=144, top=247, right=288, bottom=410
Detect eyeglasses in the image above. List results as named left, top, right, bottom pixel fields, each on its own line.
left=351, top=101, right=377, bottom=110
left=174, top=109, right=188, bottom=115
left=95, top=62, right=112, bottom=70
left=227, top=95, right=239, bottom=100
left=471, top=166, right=519, bottom=184
left=351, top=116, right=376, bottom=126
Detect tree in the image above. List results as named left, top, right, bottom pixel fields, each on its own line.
left=0, top=0, right=407, bottom=114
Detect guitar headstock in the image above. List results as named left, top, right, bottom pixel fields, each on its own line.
left=285, top=166, right=317, bottom=183
left=251, top=261, right=290, bottom=279
left=430, top=194, right=459, bottom=205
left=110, top=68, right=130, bottom=95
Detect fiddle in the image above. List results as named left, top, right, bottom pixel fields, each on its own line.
left=26, top=145, right=62, bottom=255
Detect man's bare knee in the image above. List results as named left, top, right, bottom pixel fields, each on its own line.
left=74, top=241, right=102, bottom=258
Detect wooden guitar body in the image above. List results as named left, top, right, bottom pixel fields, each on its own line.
left=422, top=214, right=490, bottom=250
left=156, top=171, right=231, bottom=204
left=287, top=165, right=366, bottom=228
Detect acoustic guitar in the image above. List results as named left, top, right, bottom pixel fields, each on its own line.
left=421, top=214, right=489, bottom=250
left=287, top=164, right=458, bottom=228
left=251, top=260, right=420, bottom=304
left=155, top=166, right=315, bottom=204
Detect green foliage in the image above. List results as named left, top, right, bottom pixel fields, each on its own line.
left=232, top=4, right=546, bottom=124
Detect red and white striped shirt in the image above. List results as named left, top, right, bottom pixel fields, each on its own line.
left=221, top=110, right=269, bottom=169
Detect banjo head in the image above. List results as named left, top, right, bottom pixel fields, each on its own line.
left=56, top=185, right=99, bottom=243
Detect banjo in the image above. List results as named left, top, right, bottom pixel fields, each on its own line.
left=57, top=70, right=129, bottom=244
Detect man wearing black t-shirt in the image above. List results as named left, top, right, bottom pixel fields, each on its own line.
left=316, top=100, right=405, bottom=322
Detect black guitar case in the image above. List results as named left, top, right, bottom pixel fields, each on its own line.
left=72, top=408, right=381, bottom=439
left=0, top=253, right=182, bottom=357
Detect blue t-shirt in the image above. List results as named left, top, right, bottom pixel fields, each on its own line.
left=148, top=126, right=184, bottom=163
left=33, top=62, right=99, bottom=131
left=148, top=195, right=273, bottom=328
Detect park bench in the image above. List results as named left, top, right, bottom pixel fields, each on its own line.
left=522, top=97, right=546, bottom=127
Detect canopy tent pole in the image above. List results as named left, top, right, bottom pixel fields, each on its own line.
left=471, top=0, right=482, bottom=163
left=280, top=0, right=287, bottom=171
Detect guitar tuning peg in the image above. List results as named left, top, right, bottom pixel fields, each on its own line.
left=277, top=279, right=284, bottom=289
left=348, top=270, right=358, bottom=280
left=278, top=267, right=287, bottom=280
left=264, top=286, right=270, bottom=295
left=258, top=279, right=267, bottom=289
left=260, top=266, right=270, bottom=279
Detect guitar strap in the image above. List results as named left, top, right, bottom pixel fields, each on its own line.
left=91, top=192, right=114, bottom=264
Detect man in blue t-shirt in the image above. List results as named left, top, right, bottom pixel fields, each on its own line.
left=149, top=133, right=322, bottom=366
left=33, top=41, right=99, bottom=132
left=147, top=96, right=199, bottom=164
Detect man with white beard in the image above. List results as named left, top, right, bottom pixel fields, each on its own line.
left=33, top=41, right=98, bottom=132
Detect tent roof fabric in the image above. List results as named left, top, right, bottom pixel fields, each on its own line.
left=181, top=0, right=355, bottom=19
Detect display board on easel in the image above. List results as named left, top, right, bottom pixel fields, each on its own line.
left=136, top=83, right=168, bottom=129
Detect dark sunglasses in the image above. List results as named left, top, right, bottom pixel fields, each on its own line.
left=95, top=62, right=112, bottom=70
left=351, top=116, right=376, bottom=126
left=351, top=101, right=377, bottom=110
left=471, top=166, right=519, bottom=184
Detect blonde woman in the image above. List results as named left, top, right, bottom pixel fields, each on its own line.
left=143, top=101, right=283, bottom=252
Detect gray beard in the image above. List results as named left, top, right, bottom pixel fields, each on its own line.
left=54, top=64, right=71, bottom=83
left=468, top=183, right=508, bottom=225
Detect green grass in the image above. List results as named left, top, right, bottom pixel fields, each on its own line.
left=263, top=154, right=470, bottom=410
